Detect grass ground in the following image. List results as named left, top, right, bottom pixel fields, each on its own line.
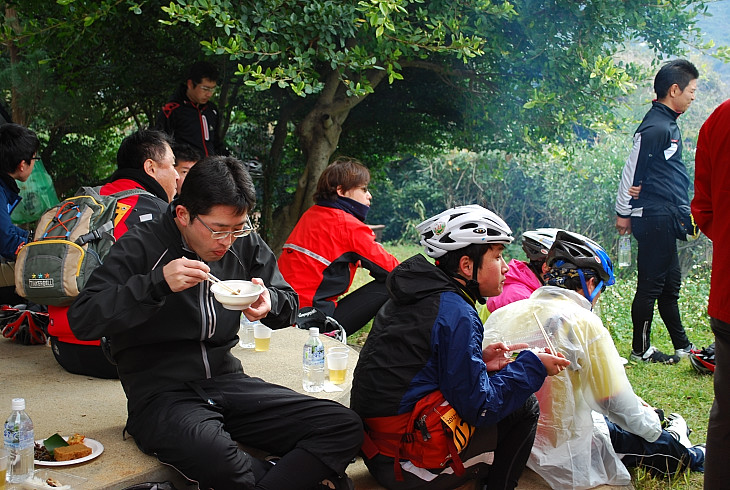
left=348, top=242, right=714, bottom=489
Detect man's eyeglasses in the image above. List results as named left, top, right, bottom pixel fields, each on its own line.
left=29, top=157, right=42, bottom=163
left=199, top=85, right=217, bottom=93
left=197, top=216, right=253, bottom=240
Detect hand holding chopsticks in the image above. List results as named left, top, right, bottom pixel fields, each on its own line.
left=206, top=273, right=241, bottom=295
left=533, top=312, right=557, bottom=355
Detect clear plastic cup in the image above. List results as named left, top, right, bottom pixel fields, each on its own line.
left=253, top=324, right=272, bottom=352
left=326, top=352, right=349, bottom=384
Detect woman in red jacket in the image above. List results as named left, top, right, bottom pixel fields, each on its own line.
left=278, top=157, right=398, bottom=337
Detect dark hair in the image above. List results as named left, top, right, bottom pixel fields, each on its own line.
left=0, top=123, right=39, bottom=175
left=654, top=59, right=699, bottom=99
left=313, top=157, right=370, bottom=202
left=435, top=243, right=492, bottom=277
left=172, top=143, right=202, bottom=166
left=188, top=61, right=219, bottom=85
left=117, top=130, right=173, bottom=170
left=177, top=156, right=256, bottom=219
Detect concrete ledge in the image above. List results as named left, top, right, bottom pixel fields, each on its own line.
left=0, top=332, right=631, bottom=489
left=0, top=328, right=354, bottom=489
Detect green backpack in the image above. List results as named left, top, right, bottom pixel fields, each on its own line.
left=14, top=186, right=152, bottom=306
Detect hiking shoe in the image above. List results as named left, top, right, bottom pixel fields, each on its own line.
left=675, top=343, right=695, bottom=358
left=630, top=346, right=680, bottom=364
left=666, top=412, right=693, bottom=448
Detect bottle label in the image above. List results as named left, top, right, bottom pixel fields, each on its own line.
left=303, top=345, right=325, bottom=365
left=4, top=421, right=33, bottom=449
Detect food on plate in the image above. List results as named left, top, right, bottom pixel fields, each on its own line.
left=35, top=433, right=94, bottom=462
left=53, top=444, right=92, bottom=462
left=66, top=433, right=85, bottom=445
left=34, top=442, right=53, bottom=462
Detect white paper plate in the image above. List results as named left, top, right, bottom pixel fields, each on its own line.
left=34, top=437, right=103, bottom=466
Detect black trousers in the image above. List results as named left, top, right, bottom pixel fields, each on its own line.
left=705, top=317, right=730, bottom=489
left=364, top=395, right=539, bottom=490
left=631, top=215, right=690, bottom=353
left=126, top=373, right=363, bottom=490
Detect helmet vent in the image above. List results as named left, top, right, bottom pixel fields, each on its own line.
left=440, top=233, right=456, bottom=244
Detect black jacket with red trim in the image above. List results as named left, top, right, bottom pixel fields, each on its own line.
left=155, top=85, right=221, bottom=156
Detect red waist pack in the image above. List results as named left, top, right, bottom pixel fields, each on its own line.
left=362, top=390, right=475, bottom=480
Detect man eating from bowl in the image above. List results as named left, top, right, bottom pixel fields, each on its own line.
left=68, top=156, right=363, bottom=490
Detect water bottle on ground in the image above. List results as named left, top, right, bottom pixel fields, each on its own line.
left=4, top=398, right=34, bottom=483
left=618, top=234, right=631, bottom=267
left=302, top=327, right=325, bottom=392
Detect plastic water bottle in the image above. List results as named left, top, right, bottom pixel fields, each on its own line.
left=302, top=328, right=325, bottom=392
left=4, top=398, right=34, bottom=483
left=618, top=234, right=631, bottom=267
left=238, top=314, right=256, bottom=349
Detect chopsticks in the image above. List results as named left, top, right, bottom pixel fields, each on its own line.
left=206, top=273, right=240, bottom=295
left=533, top=312, right=558, bottom=355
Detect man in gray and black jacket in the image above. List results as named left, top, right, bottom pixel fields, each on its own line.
left=69, top=156, right=362, bottom=490
left=615, top=59, right=698, bottom=365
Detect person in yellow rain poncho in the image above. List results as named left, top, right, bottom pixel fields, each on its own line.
left=484, top=230, right=705, bottom=489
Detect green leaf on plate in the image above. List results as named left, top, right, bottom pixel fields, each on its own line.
left=43, top=433, right=69, bottom=456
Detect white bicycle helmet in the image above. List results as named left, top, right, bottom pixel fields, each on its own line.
left=417, top=204, right=513, bottom=258
left=522, top=228, right=561, bottom=261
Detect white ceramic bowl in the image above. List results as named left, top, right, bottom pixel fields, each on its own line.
left=210, top=280, right=265, bottom=310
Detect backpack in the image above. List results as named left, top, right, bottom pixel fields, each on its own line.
left=14, top=186, right=152, bottom=306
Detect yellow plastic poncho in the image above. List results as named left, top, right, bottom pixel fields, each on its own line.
left=483, top=286, right=661, bottom=490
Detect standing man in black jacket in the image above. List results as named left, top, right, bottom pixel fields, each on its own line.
left=615, top=59, right=698, bottom=365
left=156, top=61, right=223, bottom=157
left=68, top=156, right=362, bottom=490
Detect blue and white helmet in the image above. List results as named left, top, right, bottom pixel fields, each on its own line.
left=417, top=205, right=513, bottom=258
left=545, top=230, right=615, bottom=303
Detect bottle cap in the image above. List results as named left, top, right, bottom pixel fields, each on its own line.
left=11, top=398, right=25, bottom=411
left=309, top=327, right=319, bottom=336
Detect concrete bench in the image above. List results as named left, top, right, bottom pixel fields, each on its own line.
left=1, top=330, right=630, bottom=489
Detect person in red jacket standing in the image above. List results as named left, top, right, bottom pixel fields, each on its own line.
left=691, top=98, right=730, bottom=489
left=278, top=157, right=398, bottom=337
left=48, top=130, right=178, bottom=378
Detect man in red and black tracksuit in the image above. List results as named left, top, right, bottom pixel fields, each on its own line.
left=47, top=130, right=178, bottom=378
left=156, top=61, right=223, bottom=157
left=692, top=98, right=730, bottom=488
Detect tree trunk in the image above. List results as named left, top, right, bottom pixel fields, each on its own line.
left=4, top=6, right=30, bottom=126
left=268, top=68, right=387, bottom=254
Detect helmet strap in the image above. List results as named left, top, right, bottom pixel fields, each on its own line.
left=465, top=279, right=486, bottom=304
left=466, top=256, right=486, bottom=305
left=578, top=269, right=603, bottom=306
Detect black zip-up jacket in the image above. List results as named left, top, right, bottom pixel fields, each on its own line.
left=156, top=85, right=220, bottom=156
left=615, top=101, right=690, bottom=217
left=68, top=205, right=298, bottom=416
